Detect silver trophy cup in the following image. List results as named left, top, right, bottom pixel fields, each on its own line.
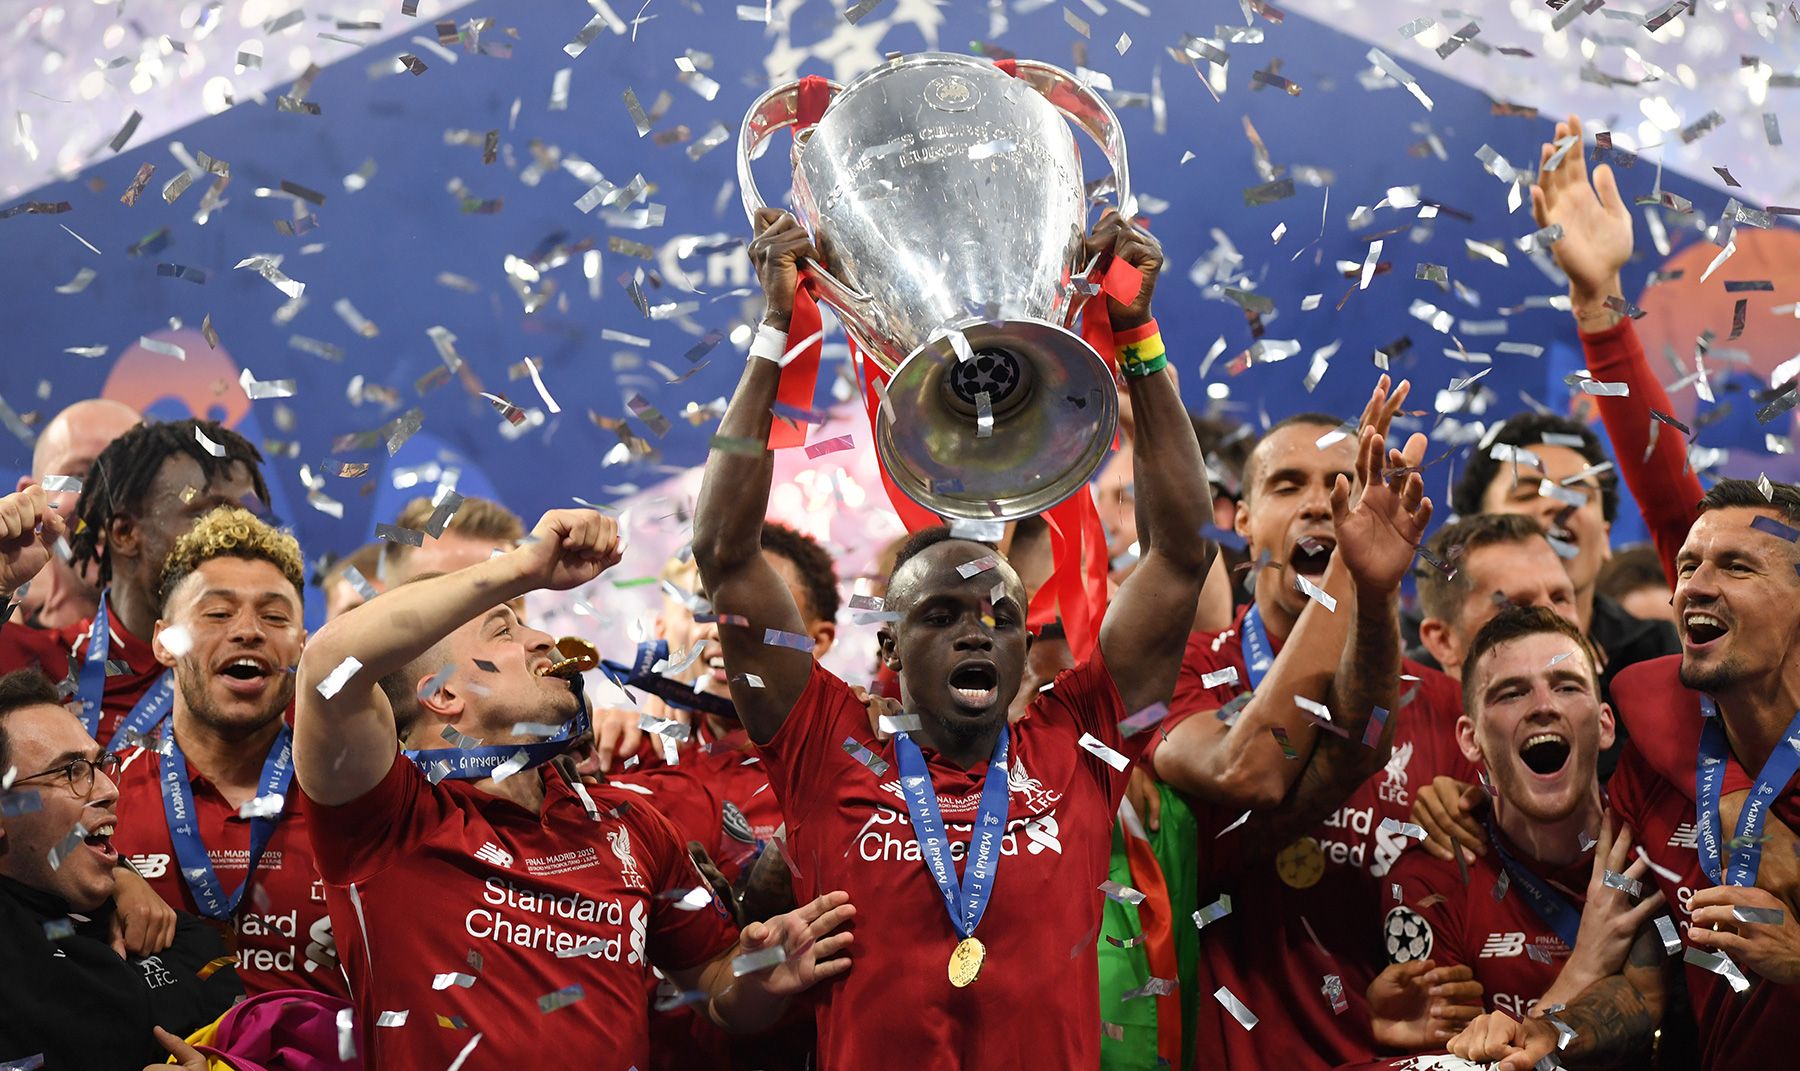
left=738, top=52, right=1132, bottom=522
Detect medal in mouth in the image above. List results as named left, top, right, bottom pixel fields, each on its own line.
left=542, top=637, right=600, bottom=679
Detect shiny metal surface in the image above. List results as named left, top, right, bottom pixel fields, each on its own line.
left=738, top=52, right=1131, bottom=522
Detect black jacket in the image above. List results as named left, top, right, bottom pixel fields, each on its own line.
left=0, top=875, right=242, bottom=1070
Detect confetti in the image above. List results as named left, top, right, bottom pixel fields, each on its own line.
left=1193, top=894, right=1233, bottom=930
left=538, top=984, right=585, bottom=1012
left=375, top=1010, right=409, bottom=1027
left=956, top=556, right=999, bottom=579
left=1653, top=915, right=1682, bottom=955
left=762, top=628, right=814, bottom=652
left=842, top=737, right=889, bottom=776
left=1751, top=515, right=1800, bottom=543
left=1732, top=905, right=1786, bottom=926
left=316, top=657, right=363, bottom=699
left=1601, top=870, right=1643, bottom=898
left=878, top=713, right=922, bottom=735
left=0, top=790, right=43, bottom=817
left=1380, top=818, right=1428, bottom=841
left=238, top=793, right=285, bottom=819
left=1077, top=732, right=1129, bottom=772
left=1214, top=986, right=1259, bottom=1030
left=1118, top=702, right=1169, bottom=737
left=1683, top=946, right=1750, bottom=994
left=239, top=368, right=296, bottom=400
left=1121, top=977, right=1177, bottom=1001
left=46, top=823, right=87, bottom=870
left=1295, top=574, right=1337, bottom=612
left=804, top=434, right=854, bottom=459
left=732, top=944, right=789, bottom=977
left=1100, top=880, right=1147, bottom=905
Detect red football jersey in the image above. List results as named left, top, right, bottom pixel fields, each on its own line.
left=613, top=728, right=780, bottom=886
left=757, top=656, right=1136, bottom=1071
left=1383, top=830, right=1587, bottom=1021
left=1158, top=604, right=1479, bottom=1070
left=1608, top=742, right=1800, bottom=1070
left=113, top=744, right=346, bottom=999
left=305, top=754, right=738, bottom=1070
left=0, top=601, right=163, bottom=745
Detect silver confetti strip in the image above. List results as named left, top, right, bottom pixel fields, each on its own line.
left=1380, top=818, right=1428, bottom=841
left=316, top=657, right=363, bottom=699
left=1654, top=915, right=1682, bottom=955
left=1100, top=880, right=1147, bottom=906
left=1214, top=986, right=1259, bottom=1030
left=375, top=1010, right=409, bottom=1027
left=731, top=944, right=788, bottom=977
left=1601, top=870, right=1643, bottom=898
left=1193, top=893, right=1233, bottom=930
left=538, top=984, right=585, bottom=1012
left=46, top=822, right=88, bottom=870
left=1295, top=574, right=1337, bottom=612
left=1077, top=732, right=1129, bottom=772
left=1683, top=946, right=1750, bottom=994
left=1731, top=905, right=1786, bottom=926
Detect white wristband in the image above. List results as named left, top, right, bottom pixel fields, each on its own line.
left=748, top=322, right=788, bottom=364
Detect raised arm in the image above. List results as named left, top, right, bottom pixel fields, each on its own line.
left=1090, top=211, right=1216, bottom=715
left=0, top=485, right=63, bottom=608
left=691, top=209, right=819, bottom=745
left=294, top=509, right=619, bottom=805
left=1151, top=379, right=1414, bottom=809
left=1226, top=425, right=1431, bottom=848
left=1533, top=113, right=1700, bottom=584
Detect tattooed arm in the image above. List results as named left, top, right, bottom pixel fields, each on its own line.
left=1450, top=924, right=1671, bottom=1070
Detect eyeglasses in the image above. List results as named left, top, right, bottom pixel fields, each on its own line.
left=13, top=752, right=123, bottom=797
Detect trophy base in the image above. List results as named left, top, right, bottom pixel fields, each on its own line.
left=874, top=317, right=1119, bottom=524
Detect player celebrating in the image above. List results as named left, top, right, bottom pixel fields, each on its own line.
left=110, top=507, right=345, bottom=997
left=1450, top=480, right=1800, bottom=1071
left=1376, top=607, right=1665, bottom=1055
left=690, top=206, right=1215, bottom=1068
left=293, top=507, right=856, bottom=1069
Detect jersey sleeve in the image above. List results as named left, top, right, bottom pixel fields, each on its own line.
left=641, top=802, right=740, bottom=973
left=1035, top=653, right=1137, bottom=799
left=1385, top=847, right=1469, bottom=970
left=755, top=661, right=856, bottom=829
left=1581, top=319, right=1702, bottom=586
left=1140, top=632, right=1241, bottom=770
left=301, top=751, right=442, bottom=885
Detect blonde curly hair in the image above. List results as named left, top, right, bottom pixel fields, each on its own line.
left=156, top=506, right=306, bottom=611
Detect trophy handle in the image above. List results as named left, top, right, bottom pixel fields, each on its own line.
left=737, top=78, right=882, bottom=334
left=1004, top=60, right=1135, bottom=218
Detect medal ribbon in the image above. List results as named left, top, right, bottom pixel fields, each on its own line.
left=402, top=677, right=592, bottom=781
left=1482, top=816, right=1582, bottom=950
left=892, top=725, right=1011, bottom=942
left=598, top=639, right=737, bottom=721
left=1239, top=604, right=1275, bottom=691
left=159, top=718, right=294, bottom=920
left=78, top=589, right=176, bottom=750
left=1695, top=695, right=1800, bottom=886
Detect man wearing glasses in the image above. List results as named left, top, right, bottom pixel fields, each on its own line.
left=0, top=667, right=242, bottom=1068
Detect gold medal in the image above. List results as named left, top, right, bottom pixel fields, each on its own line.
left=948, top=936, right=986, bottom=987
left=1275, top=835, right=1325, bottom=890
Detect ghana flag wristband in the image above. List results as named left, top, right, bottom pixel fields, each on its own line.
left=1115, top=319, right=1167, bottom=378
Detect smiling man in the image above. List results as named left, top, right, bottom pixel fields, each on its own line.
left=0, top=668, right=242, bottom=1068
left=1451, top=480, right=1800, bottom=1071
left=0, top=419, right=270, bottom=751
left=109, top=507, right=345, bottom=999
left=692, top=207, right=1214, bottom=1069
left=294, top=506, right=854, bottom=1069
left=1379, top=607, right=1666, bottom=1054
left=1414, top=513, right=1581, bottom=680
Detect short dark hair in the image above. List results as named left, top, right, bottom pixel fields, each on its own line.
left=1242, top=412, right=1341, bottom=499
left=761, top=523, right=840, bottom=624
left=70, top=418, right=269, bottom=585
left=1597, top=543, right=1669, bottom=602
left=382, top=495, right=525, bottom=571
left=1450, top=412, right=1618, bottom=523
left=0, top=668, right=67, bottom=775
left=1460, top=606, right=1602, bottom=717
left=1416, top=513, right=1552, bottom=624
left=889, top=526, right=997, bottom=582
left=1695, top=477, right=1800, bottom=527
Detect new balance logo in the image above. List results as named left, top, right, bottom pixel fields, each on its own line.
left=1668, top=823, right=1699, bottom=850
left=1479, top=932, right=1527, bottom=959
left=474, top=842, right=514, bottom=869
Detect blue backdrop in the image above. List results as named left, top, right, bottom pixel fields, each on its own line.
left=2, top=0, right=1738, bottom=628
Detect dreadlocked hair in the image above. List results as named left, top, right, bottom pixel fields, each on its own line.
left=69, top=418, right=268, bottom=585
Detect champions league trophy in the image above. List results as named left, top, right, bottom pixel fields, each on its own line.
left=738, top=52, right=1134, bottom=522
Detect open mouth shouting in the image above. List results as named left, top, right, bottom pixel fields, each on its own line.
left=1683, top=609, right=1729, bottom=651
left=1518, top=731, right=1572, bottom=778
left=1289, top=534, right=1336, bottom=579
left=948, top=659, right=1000, bottom=713
left=215, top=653, right=276, bottom=697
left=84, top=818, right=118, bottom=863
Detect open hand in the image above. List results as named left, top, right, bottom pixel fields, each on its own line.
left=511, top=510, right=622, bottom=592
left=0, top=485, right=63, bottom=598
left=1530, top=114, right=1632, bottom=312
left=1083, top=209, right=1163, bottom=330
left=1687, top=883, right=1800, bottom=983
left=737, top=889, right=856, bottom=996
left=750, top=208, right=822, bottom=330
left=1561, top=812, right=1666, bottom=994
left=1331, top=421, right=1432, bottom=597
left=1412, top=776, right=1487, bottom=863
left=1448, top=1008, right=1559, bottom=1071
left=1368, top=958, right=1485, bottom=1050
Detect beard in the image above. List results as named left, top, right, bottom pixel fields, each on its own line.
left=1679, top=652, right=1747, bottom=694
left=178, top=663, right=293, bottom=739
